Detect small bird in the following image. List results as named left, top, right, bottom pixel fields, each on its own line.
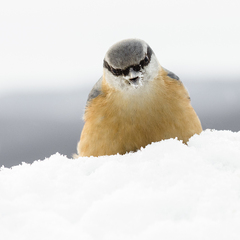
left=76, top=39, right=202, bottom=157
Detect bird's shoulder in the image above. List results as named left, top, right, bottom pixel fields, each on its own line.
left=87, top=77, right=103, bottom=105
left=162, top=67, right=180, bottom=81
left=86, top=67, right=180, bottom=106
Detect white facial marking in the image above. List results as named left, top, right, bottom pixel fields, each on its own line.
left=104, top=54, right=160, bottom=92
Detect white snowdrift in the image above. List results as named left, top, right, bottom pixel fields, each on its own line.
left=1, top=129, right=240, bottom=240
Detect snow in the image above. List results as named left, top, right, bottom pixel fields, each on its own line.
left=1, top=129, right=240, bottom=239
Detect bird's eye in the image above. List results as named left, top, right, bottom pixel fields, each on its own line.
left=133, top=65, right=141, bottom=72
left=111, top=68, right=122, bottom=76
left=122, top=68, right=130, bottom=76
left=144, top=56, right=149, bottom=65
left=140, top=56, right=150, bottom=68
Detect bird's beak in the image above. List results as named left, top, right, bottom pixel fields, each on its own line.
left=125, top=68, right=142, bottom=87
left=129, top=68, right=139, bottom=79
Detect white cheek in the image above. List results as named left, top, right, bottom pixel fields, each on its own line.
left=104, top=69, right=126, bottom=90
left=144, top=55, right=160, bottom=82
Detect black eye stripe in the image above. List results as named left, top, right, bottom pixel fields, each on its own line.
left=147, top=46, right=152, bottom=61
left=133, top=65, right=141, bottom=72
left=103, top=46, right=153, bottom=76
left=104, top=60, right=123, bottom=76
left=122, top=68, right=129, bottom=76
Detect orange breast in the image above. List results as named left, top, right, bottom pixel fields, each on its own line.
left=77, top=70, right=202, bottom=157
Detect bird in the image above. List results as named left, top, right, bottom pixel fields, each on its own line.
left=75, top=38, right=202, bottom=157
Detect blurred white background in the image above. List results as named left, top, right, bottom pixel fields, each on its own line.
left=1, top=0, right=240, bottom=93
left=1, top=0, right=240, bottom=167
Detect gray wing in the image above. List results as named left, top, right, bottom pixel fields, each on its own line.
left=86, top=77, right=103, bottom=105
left=162, top=67, right=180, bottom=81
left=163, top=67, right=190, bottom=99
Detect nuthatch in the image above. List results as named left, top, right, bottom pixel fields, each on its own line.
left=76, top=39, right=202, bottom=157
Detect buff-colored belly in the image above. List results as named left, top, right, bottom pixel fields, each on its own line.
left=77, top=78, right=202, bottom=157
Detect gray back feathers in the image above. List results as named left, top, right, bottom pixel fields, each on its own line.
left=163, top=67, right=180, bottom=81
left=87, top=77, right=102, bottom=105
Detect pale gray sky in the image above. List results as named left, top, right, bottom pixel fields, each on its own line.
left=1, top=0, right=240, bottom=93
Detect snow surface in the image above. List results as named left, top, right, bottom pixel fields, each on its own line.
left=1, top=129, right=240, bottom=239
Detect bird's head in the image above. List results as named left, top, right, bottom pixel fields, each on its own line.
left=103, top=39, right=160, bottom=91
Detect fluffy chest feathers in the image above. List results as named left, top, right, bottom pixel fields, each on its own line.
left=78, top=73, right=201, bottom=157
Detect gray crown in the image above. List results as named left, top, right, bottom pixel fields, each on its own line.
left=105, top=39, right=148, bottom=69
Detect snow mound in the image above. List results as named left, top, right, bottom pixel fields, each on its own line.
left=1, top=129, right=240, bottom=239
